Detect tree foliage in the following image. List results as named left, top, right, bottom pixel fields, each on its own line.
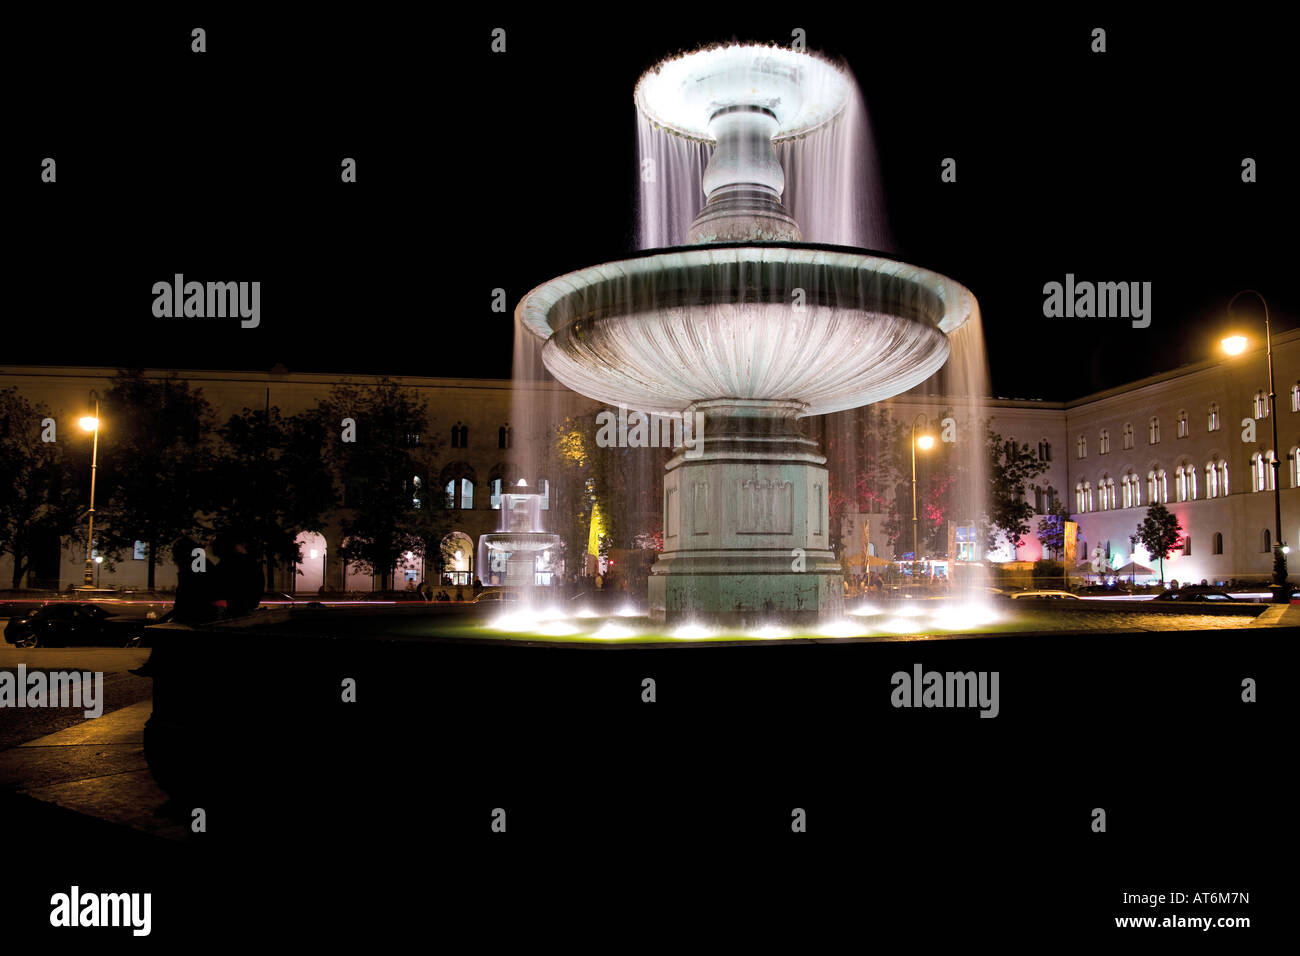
left=0, top=388, right=85, bottom=588
left=96, top=371, right=216, bottom=589
left=1135, top=501, right=1182, bottom=584
left=313, top=380, right=446, bottom=590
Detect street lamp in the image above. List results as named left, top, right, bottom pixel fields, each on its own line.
left=910, top=415, right=936, bottom=562
left=1221, top=289, right=1289, bottom=602
left=79, top=393, right=101, bottom=589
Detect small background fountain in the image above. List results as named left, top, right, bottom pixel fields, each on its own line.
left=477, top=480, right=561, bottom=592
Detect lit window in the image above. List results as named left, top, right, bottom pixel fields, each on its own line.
left=1292, top=448, right=1300, bottom=489
left=1208, top=403, right=1220, bottom=431
left=1254, top=391, right=1269, bottom=419
left=1292, top=384, right=1300, bottom=413
left=1176, top=410, right=1188, bottom=438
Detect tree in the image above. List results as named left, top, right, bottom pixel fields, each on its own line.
left=0, top=389, right=84, bottom=588
left=823, top=405, right=903, bottom=551
left=95, top=372, right=217, bottom=589
left=1135, top=501, right=1182, bottom=585
left=314, top=380, right=445, bottom=591
left=1036, top=498, right=1071, bottom=561
left=984, top=426, right=1049, bottom=553
left=210, top=404, right=338, bottom=590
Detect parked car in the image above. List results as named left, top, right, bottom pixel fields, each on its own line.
left=4, top=602, right=153, bottom=647
left=473, top=589, right=521, bottom=605
left=1008, top=590, right=1081, bottom=601
left=1149, top=586, right=1240, bottom=602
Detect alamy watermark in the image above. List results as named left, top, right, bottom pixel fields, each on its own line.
left=152, top=274, right=260, bottom=328
left=891, top=663, right=1000, bottom=718
left=0, top=665, right=104, bottom=718
left=50, top=886, right=151, bottom=936
left=1043, top=274, right=1151, bottom=329
left=595, top=405, right=705, bottom=459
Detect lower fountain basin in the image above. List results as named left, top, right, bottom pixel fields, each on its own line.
left=517, top=244, right=973, bottom=416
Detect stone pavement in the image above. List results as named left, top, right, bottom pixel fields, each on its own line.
left=1, top=698, right=190, bottom=841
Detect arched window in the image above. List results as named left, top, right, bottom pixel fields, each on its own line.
left=1034, top=486, right=1044, bottom=513
left=1205, top=461, right=1218, bottom=498
left=1251, top=452, right=1274, bottom=492
left=1212, top=532, right=1223, bottom=555
left=1254, top=390, right=1269, bottom=419
left=1208, top=403, right=1220, bottom=431
left=1177, top=410, right=1188, bottom=438
left=1038, top=439, right=1052, bottom=461
left=1175, top=462, right=1197, bottom=501
left=1148, top=417, right=1160, bottom=444
left=498, top=424, right=512, bottom=449
left=1076, top=435, right=1087, bottom=459
left=1076, top=482, right=1090, bottom=513
left=1219, top=459, right=1229, bottom=496
left=1292, top=384, right=1300, bottom=413
left=1122, top=423, right=1134, bottom=449
left=488, top=463, right=508, bottom=510
left=1046, top=485, right=1057, bottom=512
left=1147, top=468, right=1167, bottom=504
left=1182, top=536, right=1191, bottom=556
left=440, top=462, right=477, bottom=510
left=409, top=474, right=423, bottom=510
left=1122, top=472, right=1139, bottom=509
left=1098, top=476, right=1115, bottom=510
left=1262, top=529, right=1272, bottom=553
left=450, top=421, right=469, bottom=448
left=1099, top=429, right=1110, bottom=455
left=1291, top=447, right=1300, bottom=489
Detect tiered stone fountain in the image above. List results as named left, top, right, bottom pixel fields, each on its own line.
left=477, top=481, right=560, bottom=589
left=517, top=44, right=974, bottom=624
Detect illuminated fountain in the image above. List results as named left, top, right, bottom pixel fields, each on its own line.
left=517, top=44, right=976, bottom=624
left=477, top=480, right=561, bottom=591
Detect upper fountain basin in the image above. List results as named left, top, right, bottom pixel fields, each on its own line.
left=635, top=44, right=851, bottom=144
left=517, top=244, right=974, bottom=417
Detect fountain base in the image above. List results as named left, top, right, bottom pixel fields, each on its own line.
left=648, top=399, right=844, bottom=624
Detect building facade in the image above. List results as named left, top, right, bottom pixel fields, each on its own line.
left=4, top=330, right=1298, bottom=591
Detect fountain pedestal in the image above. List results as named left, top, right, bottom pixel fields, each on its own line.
left=648, top=399, right=843, bottom=624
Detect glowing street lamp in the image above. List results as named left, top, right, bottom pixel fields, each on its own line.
left=79, top=394, right=102, bottom=588
left=910, top=415, right=937, bottom=561
left=1220, top=335, right=1247, bottom=356
left=1221, top=290, right=1289, bottom=602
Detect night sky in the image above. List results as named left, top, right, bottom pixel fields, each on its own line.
left=8, top=10, right=1295, bottom=401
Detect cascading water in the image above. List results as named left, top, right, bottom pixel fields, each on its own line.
left=514, top=42, right=989, bottom=627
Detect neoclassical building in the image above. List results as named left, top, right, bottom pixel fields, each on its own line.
left=3, top=329, right=1298, bottom=590
left=0, top=365, right=589, bottom=592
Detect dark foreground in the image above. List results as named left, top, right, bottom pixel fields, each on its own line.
left=4, top=621, right=1285, bottom=944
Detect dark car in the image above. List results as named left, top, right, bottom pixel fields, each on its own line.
left=3, top=602, right=152, bottom=648
left=1149, top=586, right=1240, bottom=602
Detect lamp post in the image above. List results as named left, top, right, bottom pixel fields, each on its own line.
left=1221, top=289, right=1289, bottom=603
left=79, top=395, right=101, bottom=589
left=910, top=415, right=936, bottom=563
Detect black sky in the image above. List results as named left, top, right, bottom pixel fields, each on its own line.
left=8, top=10, right=1295, bottom=401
